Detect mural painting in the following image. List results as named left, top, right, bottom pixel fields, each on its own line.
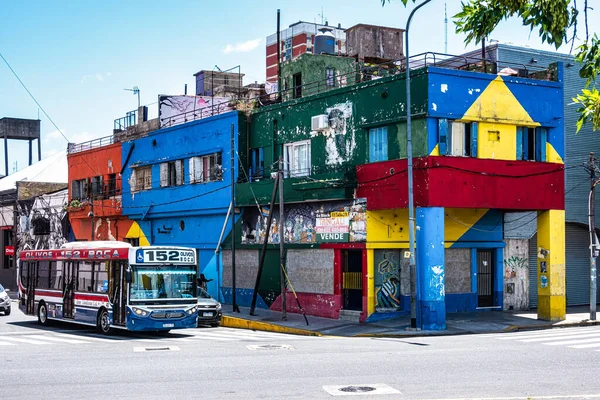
left=374, top=249, right=402, bottom=310
left=159, top=95, right=233, bottom=128
left=241, top=199, right=366, bottom=244
left=310, top=101, right=357, bottom=166
left=16, top=189, right=71, bottom=255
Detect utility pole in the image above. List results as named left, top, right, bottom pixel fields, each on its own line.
left=279, top=156, right=287, bottom=320
left=589, top=152, right=597, bottom=320
left=231, top=123, right=240, bottom=313
left=406, top=0, right=432, bottom=330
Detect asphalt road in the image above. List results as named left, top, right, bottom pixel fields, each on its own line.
left=2, top=304, right=600, bottom=400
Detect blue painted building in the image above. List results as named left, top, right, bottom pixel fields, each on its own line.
left=121, top=111, right=245, bottom=300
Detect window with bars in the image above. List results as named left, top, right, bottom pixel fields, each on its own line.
left=71, top=179, right=89, bottom=200
left=250, top=148, right=265, bottom=180
left=326, top=67, right=335, bottom=87
left=160, top=160, right=185, bottom=187
left=283, top=140, right=311, bottom=178
left=189, top=153, right=223, bottom=184
left=131, top=166, right=153, bottom=192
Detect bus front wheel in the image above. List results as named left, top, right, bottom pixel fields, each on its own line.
left=97, top=308, right=112, bottom=335
left=37, top=302, right=49, bottom=326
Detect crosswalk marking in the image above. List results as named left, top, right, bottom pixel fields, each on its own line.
left=3, top=336, right=52, bottom=345
left=0, top=341, right=15, bottom=346
left=22, top=335, right=89, bottom=344
left=495, top=326, right=600, bottom=351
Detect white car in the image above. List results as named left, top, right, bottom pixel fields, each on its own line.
left=0, top=284, right=11, bottom=316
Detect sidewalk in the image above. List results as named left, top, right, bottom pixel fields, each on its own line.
left=221, top=305, right=600, bottom=337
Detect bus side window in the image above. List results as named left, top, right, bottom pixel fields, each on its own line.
left=52, top=261, right=63, bottom=290
left=21, top=261, right=29, bottom=287
left=94, top=262, right=108, bottom=293
left=38, top=261, right=50, bottom=290
left=78, top=261, right=93, bottom=292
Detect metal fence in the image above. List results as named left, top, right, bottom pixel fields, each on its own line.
left=67, top=135, right=115, bottom=154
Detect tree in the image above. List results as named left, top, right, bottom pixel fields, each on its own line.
left=384, top=0, right=599, bottom=132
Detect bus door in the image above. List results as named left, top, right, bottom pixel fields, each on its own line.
left=25, top=261, right=37, bottom=315
left=109, top=261, right=127, bottom=326
left=63, top=261, right=76, bottom=319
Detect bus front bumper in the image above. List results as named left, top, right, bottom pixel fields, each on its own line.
left=127, top=313, right=198, bottom=331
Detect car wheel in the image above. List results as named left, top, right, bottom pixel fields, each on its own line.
left=5, top=307, right=10, bottom=316
left=38, top=302, right=49, bottom=325
left=97, top=309, right=112, bottom=335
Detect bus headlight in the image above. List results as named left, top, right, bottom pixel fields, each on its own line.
left=186, top=306, right=197, bottom=315
left=131, top=307, right=148, bottom=316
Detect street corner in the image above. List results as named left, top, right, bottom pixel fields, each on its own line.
left=221, top=315, right=323, bottom=337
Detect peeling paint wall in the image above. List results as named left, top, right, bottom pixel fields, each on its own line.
left=503, top=239, right=530, bottom=311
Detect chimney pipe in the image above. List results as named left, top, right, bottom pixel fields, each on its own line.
left=184, top=84, right=188, bottom=95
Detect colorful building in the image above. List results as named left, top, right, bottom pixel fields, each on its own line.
left=120, top=111, right=244, bottom=300
left=233, top=53, right=565, bottom=328
left=67, top=138, right=141, bottom=244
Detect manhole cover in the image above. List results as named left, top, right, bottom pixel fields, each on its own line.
left=339, top=386, right=376, bottom=393
left=323, top=383, right=401, bottom=396
left=246, top=344, right=294, bottom=351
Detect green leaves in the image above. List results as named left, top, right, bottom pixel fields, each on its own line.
left=576, top=34, right=600, bottom=87
left=573, top=88, right=600, bottom=132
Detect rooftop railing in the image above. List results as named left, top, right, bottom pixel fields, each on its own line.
left=67, top=135, right=114, bottom=154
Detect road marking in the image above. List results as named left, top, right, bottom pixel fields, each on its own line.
left=569, top=342, right=600, bottom=349
left=0, top=341, right=16, bottom=346
left=495, top=327, right=600, bottom=340
left=24, top=335, right=89, bottom=344
left=421, top=394, right=600, bottom=400
left=543, top=336, right=600, bottom=346
left=2, top=336, right=53, bottom=345
left=519, top=332, right=600, bottom=343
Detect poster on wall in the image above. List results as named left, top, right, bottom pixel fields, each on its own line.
left=241, top=199, right=366, bottom=245
left=158, top=95, right=233, bottom=128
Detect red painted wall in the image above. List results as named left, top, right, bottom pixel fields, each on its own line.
left=357, top=156, right=564, bottom=211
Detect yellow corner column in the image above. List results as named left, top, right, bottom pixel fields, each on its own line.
left=537, top=210, right=566, bottom=321
left=366, top=249, right=375, bottom=318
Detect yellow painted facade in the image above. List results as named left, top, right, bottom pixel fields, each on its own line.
left=476, top=122, right=517, bottom=161
left=536, top=209, right=566, bottom=321
left=125, top=222, right=150, bottom=246
left=546, top=142, right=564, bottom=164
left=367, top=249, right=376, bottom=316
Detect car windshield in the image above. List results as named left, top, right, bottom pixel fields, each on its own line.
left=130, top=265, right=196, bottom=300
left=197, top=287, right=212, bottom=299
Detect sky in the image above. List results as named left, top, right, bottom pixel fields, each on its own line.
left=1, top=0, right=598, bottom=176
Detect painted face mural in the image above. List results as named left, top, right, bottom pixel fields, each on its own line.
left=374, top=250, right=401, bottom=310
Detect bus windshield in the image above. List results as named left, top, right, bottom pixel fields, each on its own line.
left=130, top=265, right=196, bottom=301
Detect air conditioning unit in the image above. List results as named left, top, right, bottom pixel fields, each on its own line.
left=311, top=114, right=329, bottom=131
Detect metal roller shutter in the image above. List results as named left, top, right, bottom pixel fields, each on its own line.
left=565, top=224, right=596, bottom=306
left=529, top=234, right=538, bottom=308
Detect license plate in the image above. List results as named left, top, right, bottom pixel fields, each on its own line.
left=203, top=312, right=213, bottom=317
left=163, top=323, right=174, bottom=328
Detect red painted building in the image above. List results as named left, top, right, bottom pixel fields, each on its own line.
left=67, top=137, right=139, bottom=243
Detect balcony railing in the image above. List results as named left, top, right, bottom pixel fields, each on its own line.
left=67, top=135, right=115, bottom=154
left=113, top=109, right=137, bottom=132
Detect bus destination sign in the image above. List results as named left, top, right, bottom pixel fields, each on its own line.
left=133, top=248, right=196, bottom=265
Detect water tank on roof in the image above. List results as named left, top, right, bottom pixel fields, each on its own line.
left=315, top=28, right=335, bottom=55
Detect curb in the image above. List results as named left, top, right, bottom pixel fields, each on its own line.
left=221, top=315, right=323, bottom=337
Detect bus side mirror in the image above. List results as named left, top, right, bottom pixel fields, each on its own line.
left=125, top=270, right=132, bottom=283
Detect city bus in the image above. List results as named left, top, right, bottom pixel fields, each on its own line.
left=18, top=241, right=199, bottom=334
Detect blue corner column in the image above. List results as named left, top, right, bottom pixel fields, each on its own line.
left=494, top=247, right=504, bottom=310
left=416, top=207, right=446, bottom=330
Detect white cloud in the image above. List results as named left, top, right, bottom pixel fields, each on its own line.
left=222, top=38, right=261, bottom=54
left=80, top=72, right=111, bottom=84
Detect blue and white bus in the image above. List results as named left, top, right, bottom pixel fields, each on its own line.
left=18, top=241, right=199, bottom=334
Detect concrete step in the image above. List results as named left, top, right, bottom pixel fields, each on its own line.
left=339, top=309, right=361, bottom=322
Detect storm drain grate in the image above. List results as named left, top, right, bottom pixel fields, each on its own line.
left=134, top=346, right=181, bottom=352
left=323, top=383, right=401, bottom=396
left=246, top=344, right=294, bottom=351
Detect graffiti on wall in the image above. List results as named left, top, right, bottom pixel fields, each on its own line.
left=159, top=95, right=233, bottom=128
left=310, top=101, right=357, bottom=166
left=504, top=256, right=528, bottom=279
left=16, top=189, right=70, bottom=254
left=374, top=249, right=401, bottom=310
left=241, top=199, right=366, bottom=245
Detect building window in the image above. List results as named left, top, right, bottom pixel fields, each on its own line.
left=124, top=237, right=140, bottom=247
left=293, top=73, right=302, bottom=99
left=438, top=119, right=478, bottom=157
left=326, top=67, right=335, bottom=87
left=107, top=173, right=118, bottom=197
left=283, top=140, right=311, bottom=177
left=517, top=127, right=547, bottom=161
left=72, top=179, right=89, bottom=200
left=131, top=166, right=152, bottom=192
left=91, top=176, right=103, bottom=198
left=250, top=148, right=265, bottom=180
left=369, top=127, right=388, bottom=162
left=189, top=153, right=223, bottom=184
left=160, top=160, right=185, bottom=187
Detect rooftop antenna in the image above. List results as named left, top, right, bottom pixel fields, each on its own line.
left=444, top=1, right=448, bottom=53
left=318, top=6, right=326, bottom=25
left=124, top=86, right=140, bottom=108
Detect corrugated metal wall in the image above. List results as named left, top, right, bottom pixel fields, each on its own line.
left=530, top=224, right=600, bottom=308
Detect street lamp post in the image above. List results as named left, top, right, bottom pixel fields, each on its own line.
left=406, top=0, right=432, bottom=329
